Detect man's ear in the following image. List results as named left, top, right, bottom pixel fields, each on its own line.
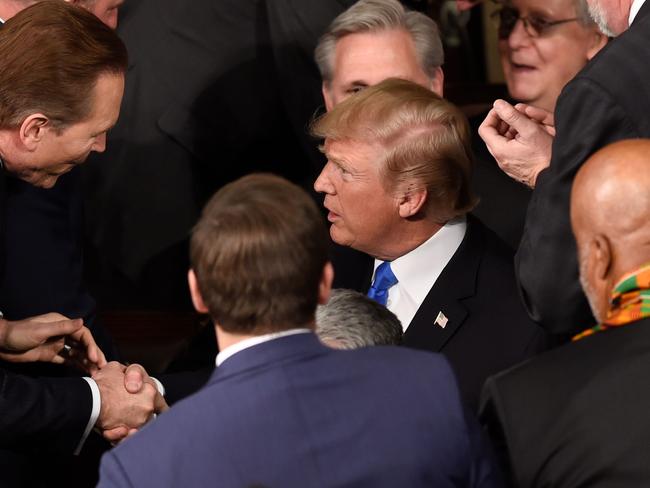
left=322, top=83, right=334, bottom=112
left=587, top=31, right=608, bottom=61
left=318, top=262, right=334, bottom=305
left=19, top=114, right=51, bottom=151
left=590, top=234, right=612, bottom=282
left=188, top=269, right=209, bottom=314
left=398, top=187, right=427, bottom=218
left=429, top=67, right=444, bottom=98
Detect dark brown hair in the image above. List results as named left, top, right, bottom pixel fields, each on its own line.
left=190, top=174, right=330, bottom=334
left=311, top=78, right=477, bottom=222
left=0, top=0, right=127, bottom=131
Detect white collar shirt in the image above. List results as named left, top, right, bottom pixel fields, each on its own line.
left=215, top=328, right=311, bottom=367
left=630, top=0, right=646, bottom=24
left=373, top=216, right=467, bottom=332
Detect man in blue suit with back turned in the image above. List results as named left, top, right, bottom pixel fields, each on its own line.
left=98, top=173, right=502, bottom=488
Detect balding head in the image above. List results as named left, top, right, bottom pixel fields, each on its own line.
left=571, top=139, right=650, bottom=322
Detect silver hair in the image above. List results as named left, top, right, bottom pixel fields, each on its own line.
left=315, top=289, right=403, bottom=349
left=573, top=0, right=599, bottom=27
left=315, top=0, right=444, bottom=83
left=584, top=0, right=615, bottom=35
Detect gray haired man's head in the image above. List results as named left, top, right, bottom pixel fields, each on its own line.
left=316, top=289, right=403, bottom=349
left=315, top=0, right=444, bottom=110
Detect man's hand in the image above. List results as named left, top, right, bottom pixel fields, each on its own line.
left=514, top=103, right=556, bottom=136
left=0, top=313, right=106, bottom=372
left=94, top=362, right=168, bottom=443
left=479, top=99, right=554, bottom=188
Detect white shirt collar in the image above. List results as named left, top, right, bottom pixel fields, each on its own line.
left=215, top=328, right=311, bottom=367
left=629, top=0, right=646, bottom=25
left=373, top=216, right=467, bottom=329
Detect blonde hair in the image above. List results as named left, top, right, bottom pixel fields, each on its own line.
left=311, top=78, right=477, bottom=222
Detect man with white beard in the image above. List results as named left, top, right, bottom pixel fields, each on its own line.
left=480, top=139, right=650, bottom=488
left=478, top=0, right=650, bottom=340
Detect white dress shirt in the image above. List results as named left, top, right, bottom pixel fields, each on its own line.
left=630, top=0, right=646, bottom=24
left=216, top=328, right=312, bottom=367
left=372, top=216, right=467, bottom=332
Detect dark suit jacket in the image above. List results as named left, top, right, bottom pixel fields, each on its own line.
left=0, top=170, right=119, bottom=361
left=469, top=111, right=532, bottom=250
left=83, top=0, right=354, bottom=306
left=516, top=1, right=650, bottom=335
left=480, top=317, right=650, bottom=488
left=99, top=333, right=502, bottom=488
left=333, top=215, right=546, bottom=411
left=0, top=170, right=92, bottom=455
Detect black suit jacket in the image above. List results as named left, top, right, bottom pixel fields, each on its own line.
left=333, top=215, right=546, bottom=410
left=516, top=1, right=650, bottom=335
left=469, top=111, right=532, bottom=250
left=0, top=170, right=92, bottom=454
left=83, top=0, right=354, bottom=305
left=0, top=170, right=120, bottom=360
left=480, top=317, right=650, bottom=488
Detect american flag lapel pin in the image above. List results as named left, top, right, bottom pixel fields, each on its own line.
left=434, top=311, right=448, bottom=329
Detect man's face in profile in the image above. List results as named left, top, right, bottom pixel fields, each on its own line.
left=313, top=137, right=402, bottom=258
left=322, top=28, right=442, bottom=110
left=14, top=73, right=124, bottom=188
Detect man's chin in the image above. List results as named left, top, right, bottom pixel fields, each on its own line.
left=329, top=226, right=353, bottom=248
left=25, top=173, right=60, bottom=189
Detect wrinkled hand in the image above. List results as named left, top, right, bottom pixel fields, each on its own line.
left=95, top=362, right=168, bottom=443
left=0, top=313, right=106, bottom=372
left=479, top=99, right=554, bottom=188
left=514, top=103, right=555, bottom=136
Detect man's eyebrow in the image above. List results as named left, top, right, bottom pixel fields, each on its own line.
left=344, top=80, right=369, bottom=89
left=318, top=146, right=350, bottom=170
left=92, top=121, right=117, bottom=137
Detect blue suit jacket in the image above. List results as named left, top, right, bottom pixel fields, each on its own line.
left=99, top=333, right=502, bottom=488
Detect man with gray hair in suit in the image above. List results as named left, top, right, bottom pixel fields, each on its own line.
left=316, top=288, right=403, bottom=349
left=315, top=0, right=444, bottom=110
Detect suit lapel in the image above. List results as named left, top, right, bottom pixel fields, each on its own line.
left=403, top=216, right=484, bottom=352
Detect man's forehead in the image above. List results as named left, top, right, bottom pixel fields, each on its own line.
left=325, top=137, right=381, bottom=159
left=331, top=30, right=431, bottom=91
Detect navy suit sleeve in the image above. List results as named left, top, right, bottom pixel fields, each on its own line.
left=0, top=368, right=92, bottom=451
left=515, top=77, right=639, bottom=335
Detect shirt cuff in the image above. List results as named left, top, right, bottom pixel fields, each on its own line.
left=74, top=377, right=100, bottom=455
left=151, top=377, right=165, bottom=397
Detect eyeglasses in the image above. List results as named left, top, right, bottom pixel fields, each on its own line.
left=490, top=6, right=578, bottom=39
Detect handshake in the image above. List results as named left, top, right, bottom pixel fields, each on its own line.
left=0, top=312, right=168, bottom=443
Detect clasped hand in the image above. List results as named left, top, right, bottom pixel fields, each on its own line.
left=93, top=362, right=169, bottom=443
left=478, top=99, right=555, bottom=188
left=0, top=313, right=168, bottom=443
left=0, top=312, right=106, bottom=373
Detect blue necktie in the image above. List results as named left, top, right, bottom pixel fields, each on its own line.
left=367, top=261, right=398, bottom=306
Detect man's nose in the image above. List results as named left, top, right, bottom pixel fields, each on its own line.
left=508, top=17, right=533, bottom=49
left=314, top=162, right=335, bottom=194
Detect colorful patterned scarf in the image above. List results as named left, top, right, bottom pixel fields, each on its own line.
left=573, top=262, right=650, bottom=341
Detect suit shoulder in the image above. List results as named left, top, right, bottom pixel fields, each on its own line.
left=350, top=346, right=457, bottom=383
left=483, top=331, right=604, bottom=402
left=470, top=216, right=515, bottom=264
left=560, top=20, right=650, bottom=132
